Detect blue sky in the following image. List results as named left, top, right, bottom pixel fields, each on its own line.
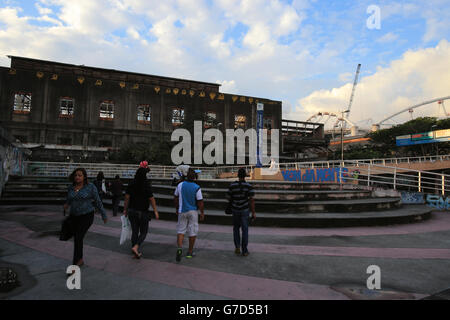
left=0, top=0, right=449, bottom=128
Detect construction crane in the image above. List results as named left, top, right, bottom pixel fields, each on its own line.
left=333, top=63, right=361, bottom=133
left=306, top=64, right=362, bottom=136
left=345, top=63, right=361, bottom=121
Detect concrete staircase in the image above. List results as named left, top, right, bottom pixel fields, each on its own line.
left=0, top=175, right=432, bottom=227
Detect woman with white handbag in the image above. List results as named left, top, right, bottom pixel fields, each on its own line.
left=123, top=163, right=159, bottom=259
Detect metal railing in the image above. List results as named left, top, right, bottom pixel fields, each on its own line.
left=214, top=158, right=450, bottom=195
left=23, top=161, right=217, bottom=179
left=21, top=155, right=450, bottom=195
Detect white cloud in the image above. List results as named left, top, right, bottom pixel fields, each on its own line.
left=35, top=3, right=53, bottom=15
left=291, top=40, right=450, bottom=129
left=338, top=72, right=353, bottom=83
left=216, top=79, right=236, bottom=93
left=0, top=0, right=449, bottom=130
left=126, top=27, right=140, bottom=40
left=377, top=32, right=399, bottom=43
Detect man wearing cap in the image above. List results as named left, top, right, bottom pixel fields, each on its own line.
left=174, top=168, right=205, bottom=261
left=172, top=164, right=190, bottom=186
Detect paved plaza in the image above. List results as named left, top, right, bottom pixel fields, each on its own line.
left=1, top=204, right=450, bottom=300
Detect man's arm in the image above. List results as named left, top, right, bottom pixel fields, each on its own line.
left=250, top=197, right=256, bottom=220
left=174, top=196, right=179, bottom=215
left=197, top=199, right=205, bottom=221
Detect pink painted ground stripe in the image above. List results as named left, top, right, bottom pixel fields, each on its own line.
left=113, top=212, right=450, bottom=237
left=89, top=224, right=450, bottom=260
left=9, top=209, right=450, bottom=237
left=0, top=221, right=349, bottom=300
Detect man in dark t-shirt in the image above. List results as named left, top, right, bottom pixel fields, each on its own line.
left=109, top=175, right=123, bottom=216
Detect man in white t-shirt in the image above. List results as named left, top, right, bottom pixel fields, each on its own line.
left=174, top=168, right=205, bottom=262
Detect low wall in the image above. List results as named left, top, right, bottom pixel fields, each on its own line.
left=252, top=167, right=361, bottom=184
left=0, top=126, right=26, bottom=195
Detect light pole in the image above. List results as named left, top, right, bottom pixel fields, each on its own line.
left=431, top=125, right=438, bottom=156
left=340, top=110, right=350, bottom=162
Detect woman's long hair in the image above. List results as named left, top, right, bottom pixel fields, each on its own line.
left=96, top=171, right=105, bottom=181
left=69, top=168, right=88, bottom=186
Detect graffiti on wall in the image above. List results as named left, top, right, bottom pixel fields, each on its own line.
left=0, top=145, right=25, bottom=194
left=281, top=167, right=360, bottom=183
left=426, top=194, right=450, bottom=210
left=400, top=191, right=425, bottom=204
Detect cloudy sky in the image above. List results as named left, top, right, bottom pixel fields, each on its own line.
left=1, top=0, right=449, bottom=129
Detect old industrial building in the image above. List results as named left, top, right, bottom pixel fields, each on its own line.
left=0, top=56, right=283, bottom=162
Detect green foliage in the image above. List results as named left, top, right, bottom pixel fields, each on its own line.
left=331, top=145, right=385, bottom=160
left=109, top=138, right=173, bottom=165
left=369, top=117, right=437, bottom=145
left=366, top=117, right=450, bottom=157
left=109, top=111, right=220, bottom=165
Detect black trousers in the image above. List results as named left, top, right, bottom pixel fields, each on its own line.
left=128, top=209, right=150, bottom=247
left=72, top=212, right=94, bottom=265
left=112, top=195, right=121, bottom=216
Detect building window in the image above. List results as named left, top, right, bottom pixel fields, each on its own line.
left=234, top=114, right=247, bottom=129
left=13, top=92, right=32, bottom=114
left=204, top=111, right=217, bottom=128
left=99, top=100, right=114, bottom=120
left=137, top=104, right=151, bottom=124
left=263, top=117, right=273, bottom=130
left=59, top=97, right=75, bottom=118
left=172, top=107, right=184, bottom=126
left=57, top=137, right=72, bottom=145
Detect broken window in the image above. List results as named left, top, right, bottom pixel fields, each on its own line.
left=59, top=97, right=75, bottom=118
left=137, top=104, right=151, bottom=123
left=204, top=111, right=217, bottom=128
left=172, top=107, right=184, bottom=126
left=234, top=114, right=246, bottom=129
left=99, top=100, right=114, bottom=119
left=13, top=92, right=32, bottom=113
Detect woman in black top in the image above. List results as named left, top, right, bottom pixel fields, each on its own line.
left=93, top=171, right=106, bottom=200
left=123, top=167, right=159, bottom=259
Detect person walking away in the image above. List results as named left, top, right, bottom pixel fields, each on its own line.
left=123, top=167, right=159, bottom=259
left=109, top=175, right=123, bottom=216
left=171, top=164, right=190, bottom=186
left=174, top=168, right=204, bottom=261
left=64, top=168, right=107, bottom=267
left=227, top=168, right=256, bottom=256
left=93, top=171, right=107, bottom=200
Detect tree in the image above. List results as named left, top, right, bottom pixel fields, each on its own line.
left=368, top=117, right=450, bottom=157
left=109, top=137, right=173, bottom=165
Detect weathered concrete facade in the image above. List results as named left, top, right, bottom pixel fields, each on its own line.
left=0, top=56, right=282, bottom=162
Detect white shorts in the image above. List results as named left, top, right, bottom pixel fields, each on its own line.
left=177, top=210, right=199, bottom=237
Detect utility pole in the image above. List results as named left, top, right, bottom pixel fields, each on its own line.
left=341, top=121, right=344, bottom=162
left=340, top=110, right=349, bottom=162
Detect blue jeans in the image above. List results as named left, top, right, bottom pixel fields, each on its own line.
left=232, top=209, right=249, bottom=253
